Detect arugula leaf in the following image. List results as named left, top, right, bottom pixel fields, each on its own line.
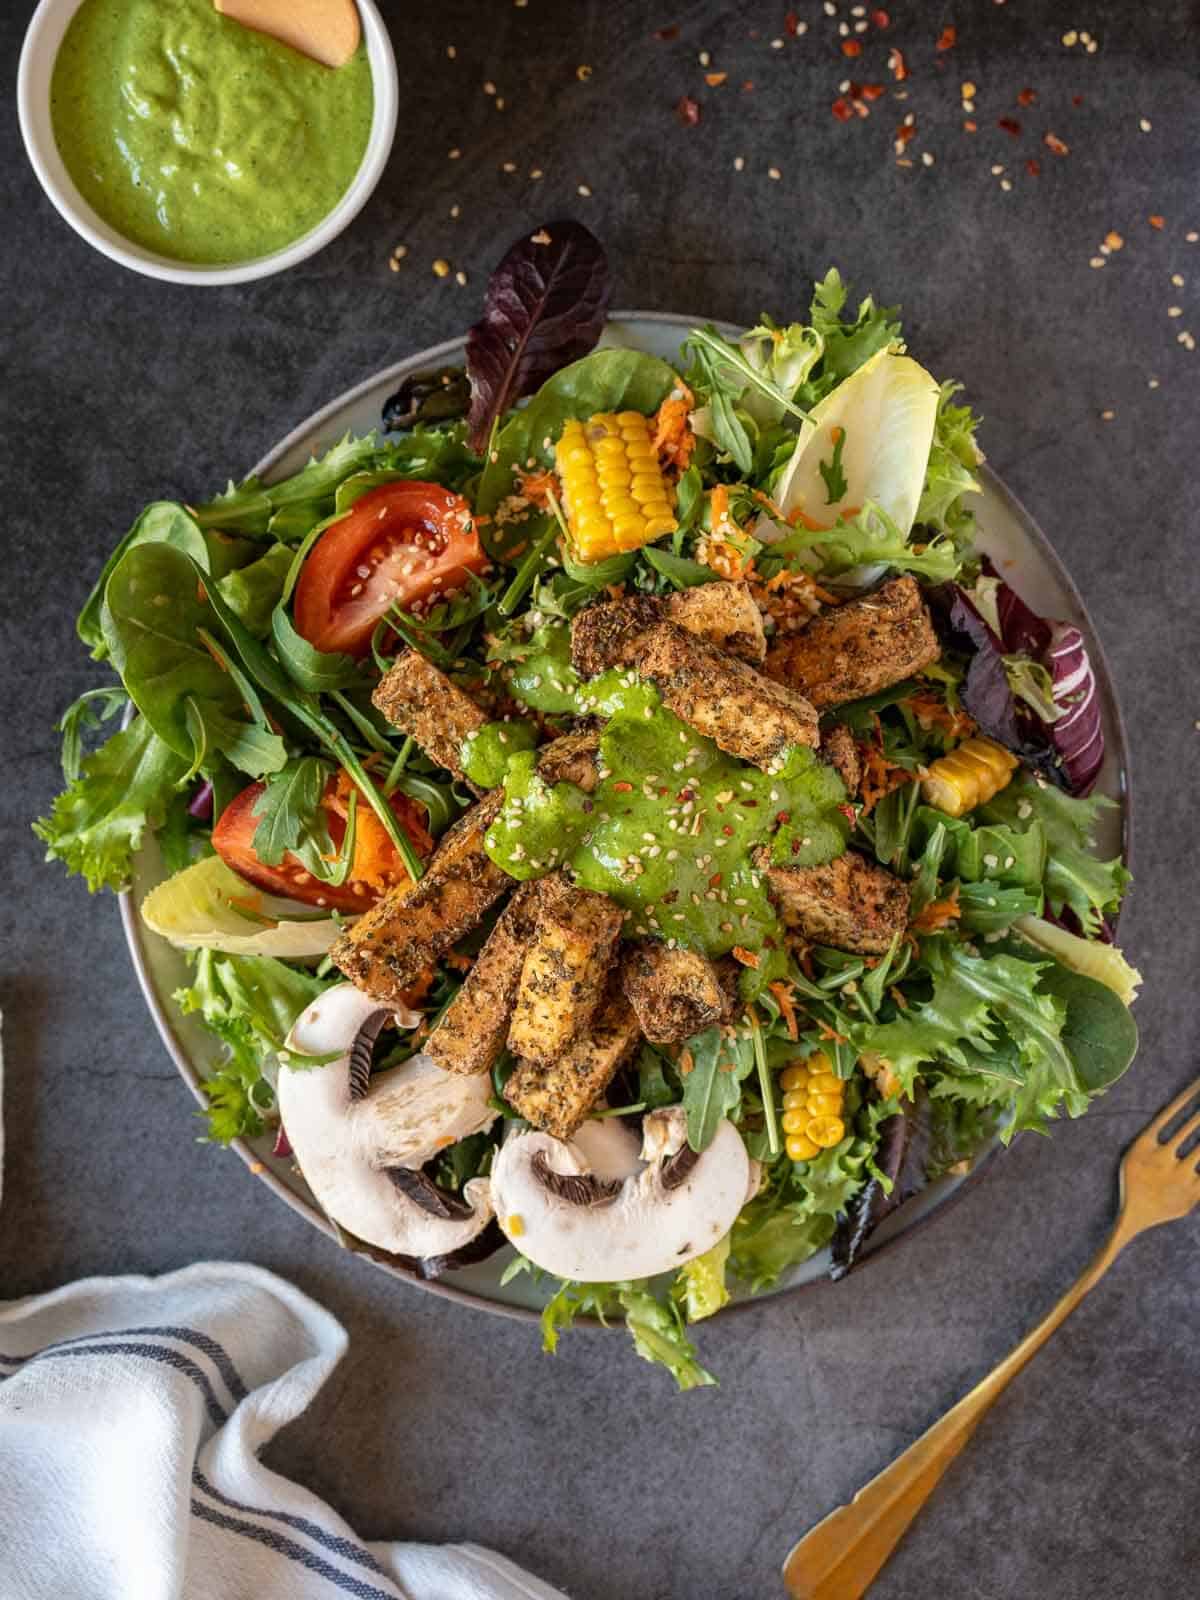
left=101, top=543, right=287, bottom=779
left=635, top=1044, right=680, bottom=1110
left=681, top=1024, right=755, bottom=1152
left=33, top=714, right=187, bottom=893
left=250, top=758, right=336, bottom=869
left=818, top=428, right=848, bottom=504
left=191, top=432, right=385, bottom=538
left=176, top=950, right=334, bottom=1142
left=642, top=547, right=714, bottom=588
left=475, top=349, right=677, bottom=534
left=956, top=880, right=1043, bottom=934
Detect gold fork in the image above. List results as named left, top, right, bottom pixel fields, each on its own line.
left=783, top=1073, right=1200, bottom=1600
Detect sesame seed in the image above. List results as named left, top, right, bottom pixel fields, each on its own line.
left=1172, top=273, right=1185, bottom=287
left=432, top=259, right=451, bottom=277
left=448, top=147, right=461, bottom=160
left=734, top=155, right=745, bottom=171
left=699, top=49, right=711, bottom=65
left=530, top=168, right=544, bottom=180
left=770, top=37, right=784, bottom=49
left=1168, top=306, right=1183, bottom=317
left=1148, top=377, right=1160, bottom=388
left=1139, top=117, right=1152, bottom=133
left=922, top=151, right=935, bottom=167
left=483, top=80, right=497, bottom=95
left=1089, top=257, right=1106, bottom=269
left=1188, top=232, right=1199, bottom=244
left=446, top=44, right=456, bottom=58
left=502, top=161, right=517, bottom=173
left=578, top=183, right=592, bottom=196
left=1100, top=409, right=1115, bottom=421
left=1062, top=30, right=1078, bottom=46
left=768, top=166, right=782, bottom=180
left=496, top=97, right=506, bottom=110
left=455, top=271, right=468, bottom=286
left=1000, top=178, right=1013, bottom=191
left=577, top=64, right=593, bottom=80
left=991, top=164, right=1005, bottom=175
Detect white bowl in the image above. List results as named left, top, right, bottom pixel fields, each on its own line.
left=17, top=0, right=398, bottom=286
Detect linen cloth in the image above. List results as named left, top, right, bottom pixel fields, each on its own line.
left=0, top=1029, right=568, bottom=1600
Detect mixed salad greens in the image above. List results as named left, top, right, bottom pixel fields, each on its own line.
left=37, top=222, right=1139, bottom=1389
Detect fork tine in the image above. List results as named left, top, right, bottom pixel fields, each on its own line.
left=1146, top=1074, right=1200, bottom=1142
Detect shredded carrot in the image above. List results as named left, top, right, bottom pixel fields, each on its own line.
left=605, top=582, right=626, bottom=601
left=323, top=771, right=433, bottom=893
left=612, top=780, right=633, bottom=792
left=858, top=741, right=913, bottom=815
left=515, top=467, right=557, bottom=508
left=888, top=986, right=909, bottom=1010
left=706, top=537, right=747, bottom=579
left=902, top=691, right=976, bottom=740
left=830, top=425, right=844, bottom=444
left=651, top=382, right=696, bottom=475
left=731, top=945, right=760, bottom=968
left=768, top=981, right=799, bottom=1040
left=909, top=884, right=962, bottom=934
left=818, top=1019, right=850, bottom=1045
left=678, top=1048, right=695, bottom=1078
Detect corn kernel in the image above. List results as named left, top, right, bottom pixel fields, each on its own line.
left=807, top=1073, right=842, bottom=1098
left=781, top=1108, right=810, bottom=1135
left=613, top=515, right=647, bottom=544
left=805, top=1049, right=832, bottom=1076
left=807, top=1092, right=844, bottom=1117
left=787, top=1133, right=821, bottom=1162
left=806, top=1115, right=846, bottom=1149
left=921, top=737, right=1019, bottom=818
left=782, top=1088, right=808, bottom=1110
left=616, top=411, right=647, bottom=427
left=779, top=1064, right=810, bottom=1091
left=554, top=411, right=679, bottom=561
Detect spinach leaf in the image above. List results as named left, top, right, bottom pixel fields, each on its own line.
left=216, top=543, right=293, bottom=636
left=1033, top=962, right=1138, bottom=1093
left=101, top=543, right=286, bottom=778
left=466, top=219, right=611, bottom=453
left=271, top=607, right=361, bottom=694
left=475, top=348, right=678, bottom=536
left=642, top=547, right=714, bottom=588
left=78, top=501, right=209, bottom=657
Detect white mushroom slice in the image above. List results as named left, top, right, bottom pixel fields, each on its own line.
left=490, top=1106, right=755, bottom=1282
left=278, top=984, right=496, bottom=1260
left=569, top=1115, right=643, bottom=1183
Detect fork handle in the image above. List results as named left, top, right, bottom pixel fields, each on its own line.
left=783, top=1218, right=1135, bottom=1600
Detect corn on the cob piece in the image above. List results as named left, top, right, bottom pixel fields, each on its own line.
left=555, top=412, right=677, bottom=561
left=920, top=736, right=1019, bottom=818
left=778, top=1050, right=848, bottom=1162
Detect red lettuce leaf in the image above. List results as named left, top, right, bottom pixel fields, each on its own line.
left=465, top=220, right=611, bottom=452
left=830, top=1085, right=932, bottom=1280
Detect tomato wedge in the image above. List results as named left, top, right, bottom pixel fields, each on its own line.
left=212, top=773, right=434, bottom=914
left=293, top=481, right=489, bottom=657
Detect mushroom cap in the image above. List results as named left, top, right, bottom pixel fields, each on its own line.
left=278, top=984, right=496, bottom=1259
left=490, top=1106, right=755, bottom=1282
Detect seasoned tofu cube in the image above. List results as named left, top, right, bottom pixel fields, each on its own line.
left=534, top=730, right=601, bottom=792
left=821, top=723, right=861, bottom=797
left=372, top=648, right=487, bottom=780
left=507, top=875, right=624, bottom=1067
left=764, top=849, right=909, bottom=955
left=570, top=581, right=765, bottom=678
left=763, top=577, right=940, bottom=710
left=504, top=980, right=642, bottom=1138
left=620, top=940, right=731, bottom=1043
left=636, top=621, right=819, bottom=770
left=333, top=792, right=510, bottom=1003
left=426, top=883, right=540, bottom=1075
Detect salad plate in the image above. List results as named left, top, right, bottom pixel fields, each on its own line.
left=116, top=307, right=1130, bottom=1325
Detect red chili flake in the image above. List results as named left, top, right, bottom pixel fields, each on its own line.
left=709, top=872, right=722, bottom=887
left=653, top=25, right=680, bottom=41
left=842, top=39, right=863, bottom=57
left=837, top=803, right=858, bottom=825
left=1026, top=157, right=1041, bottom=176
left=860, top=82, right=886, bottom=100
left=872, top=8, right=891, bottom=27
left=936, top=25, right=957, bottom=51
left=612, top=780, right=634, bottom=792
left=776, top=810, right=791, bottom=824
left=1072, top=94, right=1084, bottom=107
left=963, top=119, right=978, bottom=132
left=272, top=1125, right=293, bottom=1160
left=785, top=9, right=800, bottom=33
left=997, top=116, right=1021, bottom=136
left=705, top=71, right=728, bottom=85
left=742, top=79, right=755, bottom=91
left=1043, top=131, right=1070, bottom=155
left=721, top=824, right=735, bottom=837
left=1149, top=215, right=1165, bottom=229
left=888, top=47, right=908, bottom=80
left=895, top=122, right=917, bottom=148
left=675, top=95, right=702, bottom=125
left=1017, top=87, right=1037, bottom=107
left=832, top=96, right=854, bottom=122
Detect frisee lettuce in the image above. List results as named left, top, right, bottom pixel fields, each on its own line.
left=534, top=1276, right=716, bottom=1391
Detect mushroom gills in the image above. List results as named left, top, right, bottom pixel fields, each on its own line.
left=278, top=984, right=497, bottom=1262
left=490, top=1106, right=756, bottom=1283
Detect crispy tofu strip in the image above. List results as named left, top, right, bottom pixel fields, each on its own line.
left=332, top=792, right=510, bottom=1003
left=821, top=724, right=861, bottom=797
left=534, top=730, right=601, bottom=792
left=620, top=940, right=731, bottom=1044
left=372, top=649, right=487, bottom=780
left=504, top=980, right=642, bottom=1138
left=507, top=875, right=624, bottom=1067
left=637, top=621, right=819, bottom=770
left=570, top=581, right=765, bottom=678
left=763, top=577, right=940, bottom=710
left=764, top=849, right=909, bottom=955
left=426, top=883, right=539, bottom=1076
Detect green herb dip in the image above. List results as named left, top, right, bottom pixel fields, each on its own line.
left=50, top=0, right=373, bottom=265
left=483, top=665, right=850, bottom=959
left=459, top=720, right=539, bottom=789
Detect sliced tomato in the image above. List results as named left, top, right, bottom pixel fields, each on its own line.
left=212, top=773, right=434, bottom=914
left=293, top=481, right=489, bottom=657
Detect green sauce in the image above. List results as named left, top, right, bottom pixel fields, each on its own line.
left=50, top=0, right=373, bottom=264
left=484, top=671, right=850, bottom=958
left=459, top=720, right=539, bottom=789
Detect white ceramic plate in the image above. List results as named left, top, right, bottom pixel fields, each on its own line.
left=120, top=313, right=1130, bottom=1321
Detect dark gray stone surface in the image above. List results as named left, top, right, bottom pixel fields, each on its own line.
left=3, top=2, right=1198, bottom=1596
